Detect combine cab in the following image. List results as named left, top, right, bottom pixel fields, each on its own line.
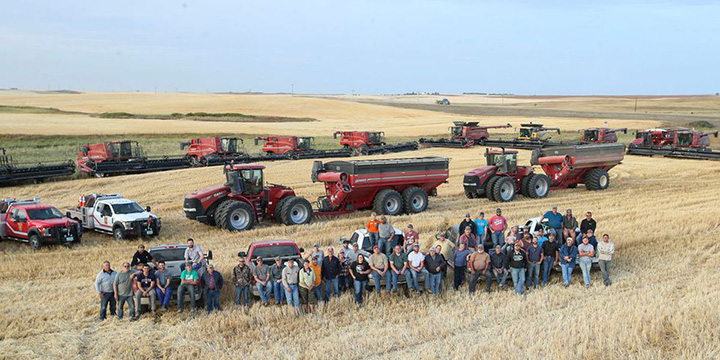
left=463, top=143, right=626, bottom=202
left=477, top=123, right=562, bottom=150
left=334, top=131, right=418, bottom=156
left=628, top=128, right=720, bottom=161
left=579, top=128, right=627, bottom=143
left=0, top=148, right=75, bottom=185
left=180, top=137, right=249, bottom=166
left=77, top=140, right=191, bottom=177
left=419, top=122, right=512, bottom=148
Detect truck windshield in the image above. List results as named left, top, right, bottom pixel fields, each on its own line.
left=150, top=248, right=186, bottom=262
left=251, top=245, right=299, bottom=260
left=112, top=202, right=145, bottom=214
left=26, top=207, right=64, bottom=220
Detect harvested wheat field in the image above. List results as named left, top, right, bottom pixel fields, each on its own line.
left=0, top=93, right=719, bottom=359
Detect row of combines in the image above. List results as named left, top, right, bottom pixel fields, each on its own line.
left=628, top=128, right=720, bottom=160
left=420, top=122, right=562, bottom=150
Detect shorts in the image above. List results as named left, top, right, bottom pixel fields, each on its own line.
left=299, top=287, right=317, bottom=305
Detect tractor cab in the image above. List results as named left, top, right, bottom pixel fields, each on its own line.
left=296, top=137, right=314, bottom=150
left=518, top=123, right=543, bottom=140
left=450, top=125, right=464, bottom=138
left=485, top=149, right=518, bottom=174
left=225, top=164, right=265, bottom=196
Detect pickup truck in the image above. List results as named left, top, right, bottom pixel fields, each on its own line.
left=0, top=198, right=82, bottom=250
left=239, top=240, right=305, bottom=296
left=67, top=193, right=161, bottom=240
left=143, top=243, right=213, bottom=308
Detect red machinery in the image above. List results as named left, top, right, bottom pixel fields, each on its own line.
left=463, top=143, right=626, bottom=202
left=180, top=137, right=246, bottom=165
left=579, top=128, right=627, bottom=143
left=419, top=122, right=512, bottom=148
left=628, top=128, right=720, bottom=160
left=254, top=136, right=350, bottom=159
left=0, top=197, right=82, bottom=250
left=183, top=157, right=449, bottom=231
left=77, top=140, right=190, bottom=176
left=334, top=131, right=418, bottom=155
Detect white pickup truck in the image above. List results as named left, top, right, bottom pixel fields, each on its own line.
left=67, top=193, right=161, bottom=240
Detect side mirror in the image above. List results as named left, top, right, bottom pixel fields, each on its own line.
left=206, top=250, right=213, bottom=260
left=298, top=247, right=305, bottom=253
left=146, top=206, right=151, bottom=212
left=237, top=251, right=247, bottom=258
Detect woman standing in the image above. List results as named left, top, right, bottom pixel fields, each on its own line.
left=350, top=254, right=371, bottom=304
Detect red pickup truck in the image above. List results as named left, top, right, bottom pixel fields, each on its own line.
left=0, top=198, right=82, bottom=250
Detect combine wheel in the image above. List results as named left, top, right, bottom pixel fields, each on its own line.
left=373, top=189, right=403, bottom=216
left=528, top=174, right=551, bottom=198
left=521, top=174, right=534, bottom=197
left=216, top=200, right=255, bottom=231
left=584, top=169, right=610, bottom=191
left=280, top=196, right=313, bottom=226
left=402, top=187, right=428, bottom=213
left=485, top=176, right=500, bottom=201
left=492, top=177, right=516, bottom=202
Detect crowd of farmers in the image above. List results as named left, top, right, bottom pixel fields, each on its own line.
left=93, top=205, right=616, bottom=320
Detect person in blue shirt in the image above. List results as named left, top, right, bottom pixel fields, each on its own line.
left=559, top=237, right=578, bottom=287
left=543, top=205, right=564, bottom=240
left=452, top=242, right=473, bottom=290
left=536, top=228, right=549, bottom=248
left=474, top=212, right=489, bottom=250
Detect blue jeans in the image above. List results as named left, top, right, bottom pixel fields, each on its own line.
left=368, top=232, right=378, bottom=247
left=560, top=263, right=574, bottom=285
left=325, top=278, right=339, bottom=299
left=206, top=289, right=220, bottom=312
left=155, top=287, right=172, bottom=308
left=579, top=261, right=592, bottom=286
left=372, top=270, right=391, bottom=293
left=235, top=285, right=250, bottom=306
left=542, top=257, right=555, bottom=284
left=353, top=279, right=368, bottom=303
left=510, top=268, right=525, bottom=295
left=117, top=295, right=135, bottom=319
left=378, top=236, right=391, bottom=255
left=177, top=283, right=195, bottom=311
left=390, top=269, right=412, bottom=291
left=409, top=268, right=429, bottom=291
left=527, top=263, right=541, bottom=287
left=338, top=277, right=350, bottom=292
left=284, top=284, right=300, bottom=308
left=477, top=233, right=486, bottom=250
left=257, top=283, right=271, bottom=304
left=491, top=231, right=504, bottom=248
left=313, top=286, right=323, bottom=301
left=428, top=272, right=442, bottom=294
left=272, top=281, right=284, bottom=304
left=388, top=237, right=398, bottom=257
left=99, top=292, right=116, bottom=320
left=488, top=268, right=508, bottom=290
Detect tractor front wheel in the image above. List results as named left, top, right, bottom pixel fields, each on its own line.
left=216, top=200, right=255, bottom=231
left=521, top=174, right=534, bottom=197
left=485, top=176, right=501, bottom=201
left=492, top=177, right=516, bottom=202
left=280, top=197, right=313, bottom=226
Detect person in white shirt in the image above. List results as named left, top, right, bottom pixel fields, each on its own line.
left=407, top=244, right=428, bottom=293
left=596, top=233, right=615, bottom=286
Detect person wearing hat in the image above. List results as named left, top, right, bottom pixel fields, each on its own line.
left=431, top=233, right=455, bottom=268
left=407, top=244, right=429, bottom=293
left=389, top=245, right=411, bottom=292
left=309, top=256, right=323, bottom=301
left=506, top=242, right=528, bottom=295
left=559, top=237, right=578, bottom=287
left=337, top=251, right=352, bottom=293
left=338, top=238, right=352, bottom=259
left=458, top=226, right=478, bottom=250
left=307, top=243, right=324, bottom=267
left=542, top=206, right=563, bottom=240
left=377, top=216, right=394, bottom=257
left=201, top=263, right=224, bottom=313
left=232, top=256, right=253, bottom=307
left=269, top=257, right=285, bottom=305
left=253, top=257, right=272, bottom=306
left=459, top=213, right=477, bottom=238
left=321, top=248, right=341, bottom=300
left=404, top=224, right=419, bottom=254
left=130, top=244, right=155, bottom=268
left=424, top=247, right=445, bottom=294
left=562, top=209, right=579, bottom=245
left=489, top=208, right=508, bottom=248
left=474, top=212, right=489, bottom=249
left=345, top=242, right=360, bottom=263
left=368, top=245, right=390, bottom=295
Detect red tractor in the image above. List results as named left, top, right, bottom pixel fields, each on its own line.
left=419, top=122, right=512, bottom=148
left=180, top=137, right=245, bottom=165
left=333, top=131, right=418, bottom=155
left=77, top=140, right=189, bottom=176
left=463, top=143, right=626, bottom=202
left=579, top=128, right=627, bottom=143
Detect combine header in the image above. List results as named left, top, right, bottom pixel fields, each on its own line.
left=628, top=128, right=720, bottom=161
left=254, top=136, right=350, bottom=160
left=77, top=140, right=191, bottom=177
left=579, top=128, right=627, bottom=143
left=334, top=131, right=418, bottom=156
left=0, top=148, right=75, bottom=185
left=479, top=123, right=562, bottom=150
left=419, top=122, right=512, bottom=148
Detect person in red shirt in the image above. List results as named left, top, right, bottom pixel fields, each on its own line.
left=404, top=224, right=419, bottom=254
left=489, top=208, right=508, bottom=249
left=366, top=213, right=380, bottom=248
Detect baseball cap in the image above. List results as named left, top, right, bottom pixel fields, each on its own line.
left=313, top=243, right=319, bottom=247
left=465, top=212, right=471, bottom=217
left=207, top=264, right=214, bottom=269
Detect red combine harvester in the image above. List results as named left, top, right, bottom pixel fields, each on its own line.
left=419, top=122, right=512, bottom=148
left=254, top=136, right=349, bottom=159
left=462, top=143, right=625, bottom=202
left=579, top=128, right=627, bottom=143
left=77, top=140, right=190, bottom=177
left=334, top=131, right=418, bottom=155
left=180, top=137, right=249, bottom=165
left=183, top=157, right=449, bottom=231
left=0, top=148, right=75, bottom=185
left=628, top=128, right=720, bottom=160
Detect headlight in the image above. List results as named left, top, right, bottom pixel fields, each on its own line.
left=123, top=221, right=134, bottom=228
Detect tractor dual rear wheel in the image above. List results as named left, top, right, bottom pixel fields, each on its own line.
left=521, top=174, right=534, bottom=197
left=280, top=196, right=313, bottom=226
left=585, top=169, right=610, bottom=191
left=402, top=187, right=428, bottom=213
left=216, top=200, right=256, bottom=231
left=373, top=189, right=403, bottom=216
left=485, top=176, right=501, bottom=202
left=492, top=177, right=516, bottom=202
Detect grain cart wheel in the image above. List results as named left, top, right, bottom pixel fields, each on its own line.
left=528, top=174, right=551, bottom=198
left=585, top=169, right=610, bottom=191
left=492, top=177, right=516, bottom=202
left=402, top=187, right=428, bottom=214
left=373, top=189, right=403, bottom=216
left=113, top=226, right=125, bottom=240
left=485, top=176, right=501, bottom=201
left=274, top=196, right=292, bottom=221
left=29, top=234, right=41, bottom=250
left=280, top=196, right=313, bottom=226
left=521, top=174, right=534, bottom=197
left=216, top=200, right=255, bottom=231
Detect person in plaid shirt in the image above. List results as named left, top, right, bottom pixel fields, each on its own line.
left=337, top=251, right=352, bottom=293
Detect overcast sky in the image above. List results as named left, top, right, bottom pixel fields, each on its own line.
left=1, top=1, right=718, bottom=94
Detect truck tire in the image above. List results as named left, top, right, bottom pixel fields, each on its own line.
left=29, top=234, right=41, bottom=250
left=528, top=174, right=551, bottom=198
left=585, top=169, right=610, bottom=191
left=402, top=187, right=428, bottom=213
left=274, top=196, right=291, bottom=221
left=216, top=200, right=255, bottom=231
left=521, top=174, right=533, bottom=197
left=485, top=176, right=500, bottom=201
left=492, top=177, right=516, bottom=202
left=373, top=189, right=403, bottom=216
left=280, top=197, right=313, bottom=226
left=113, top=226, right=125, bottom=240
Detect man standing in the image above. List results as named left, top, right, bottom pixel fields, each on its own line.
left=113, top=262, right=136, bottom=320
left=459, top=213, right=477, bottom=237
left=506, top=243, right=528, bottom=295
left=526, top=237, right=543, bottom=289
left=541, top=234, right=560, bottom=285
left=95, top=261, right=116, bottom=321
left=201, top=264, right=223, bottom=313
left=597, top=234, right=615, bottom=286
left=458, top=226, right=478, bottom=250
left=579, top=211, right=597, bottom=242
left=281, top=259, right=300, bottom=309
left=321, top=248, right=341, bottom=300
left=366, top=212, right=380, bottom=247
left=452, top=242, right=472, bottom=290
left=337, top=251, right=352, bottom=293
left=577, top=237, right=595, bottom=288
left=269, top=257, right=285, bottom=305
left=404, top=224, right=419, bottom=254
left=345, top=242, right=360, bottom=263
left=489, top=208, right=508, bottom=248
left=559, top=238, right=578, bottom=287
left=467, top=246, right=490, bottom=294
left=253, top=257, right=272, bottom=307
left=562, top=209, right=579, bottom=244
left=154, top=261, right=172, bottom=311
left=389, top=245, right=410, bottom=293
left=585, top=229, right=598, bottom=250
left=543, top=206, right=563, bottom=240
left=232, top=256, right=253, bottom=307
left=134, top=264, right=157, bottom=318
left=474, top=212, right=489, bottom=249
left=368, top=245, right=390, bottom=295
left=307, top=243, right=324, bottom=266
left=184, top=238, right=205, bottom=270
left=424, top=247, right=445, bottom=294
left=338, top=238, right=352, bottom=258
left=130, top=244, right=155, bottom=268
left=536, top=228, right=549, bottom=248
left=299, top=260, right=316, bottom=313
left=177, top=262, right=198, bottom=313
left=309, top=256, right=323, bottom=301
left=378, top=216, right=394, bottom=256
left=407, top=244, right=428, bottom=293
left=488, top=246, right=508, bottom=291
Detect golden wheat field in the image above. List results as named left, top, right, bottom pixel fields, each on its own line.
left=1, top=93, right=719, bottom=359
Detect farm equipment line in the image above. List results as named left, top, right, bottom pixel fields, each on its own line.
left=0, top=148, right=76, bottom=184
left=626, top=128, right=720, bottom=161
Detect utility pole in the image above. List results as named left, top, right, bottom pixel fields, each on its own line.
left=634, top=98, right=638, bottom=112
left=291, top=83, right=294, bottom=97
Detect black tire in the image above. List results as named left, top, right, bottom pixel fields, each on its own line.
left=485, top=176, right=500, bottom=201
left=521, top=174, right=533, bottom=197
left=29, top=234, right=41, bottom=250
left=285, top=151, right=296, bottom=159
left=274, top=196, right=292, bottom=221
left=492, top=177, right=516, bottom=202
left=528, top=174, right=551, bottom=198
left=402, top=187, right=428, bottom=213
left=373, top=189, right=403, bottom=216
left=280, top=196, right=313, bottom=226
left=359, top=144, right=369, bottom=155
left=216, top=200, right=256, bottom=231
left=567, top=183, right=578, bottom=189
left=113, top=226, right=125, bottom=240
left=585, top=169, right=610, bottom=191
left=464, top=188, right=477, bottom=199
